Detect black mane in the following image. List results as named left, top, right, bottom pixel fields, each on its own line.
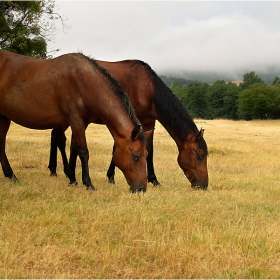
left=75, top=53, right=146, bottom=143
left=78, top=54, right=139, bottom=125
left=131, top=60, right=208, bottom=154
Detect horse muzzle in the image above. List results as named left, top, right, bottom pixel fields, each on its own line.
left=185, top=171, right=208, bottom=190
left=129, top=182, right=147, bottom=193
left=191, top=184, right=208, bottom=190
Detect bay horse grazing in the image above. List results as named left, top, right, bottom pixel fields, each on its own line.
left=0, top=50, right=148, bottom=192
left=48, top=59, right=208, bottom=189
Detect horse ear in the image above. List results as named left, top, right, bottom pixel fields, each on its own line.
left=144, top=128, right=154, bottom=139
left=199, top=128, right=204, bottom=138
left=131, top=124, right=142, bottom=141
left=192, top=128, right=204, bottom=142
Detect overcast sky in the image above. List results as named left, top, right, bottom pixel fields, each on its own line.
left=50, top=1, right=280, bottom=77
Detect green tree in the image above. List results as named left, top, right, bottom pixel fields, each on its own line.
left=238, top=84, right=280, bottom=120
left=206, top=80, right=241, bottom=119
left=206, top=80, right=226, bottom=119
left=184, top=82, right=209, bottom=118
left=0, top=1, right=64, bottom=58
left=272, top=76, right=280, bottom=86
left=239, top=71, right=264, bottom=90
left=170, top=81, right=188, bottom=104
left=171, top=82, right=209, bottom=118
left=223, top=83, right=242, bottom=119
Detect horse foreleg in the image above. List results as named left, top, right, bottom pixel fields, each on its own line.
left=67, top=134, right=78, bottom=186
left=79, top=147, right=95, bottom=190
left=69, top=126, right=95, bottom=190
left=0, top=116, right=17, bottom=181
left=106, top=143, right=116, bottom=184
left=146, top=128, right=161, bottom=186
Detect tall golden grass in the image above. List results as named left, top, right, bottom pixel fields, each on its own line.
left=0, top=120, right=280, bottom=278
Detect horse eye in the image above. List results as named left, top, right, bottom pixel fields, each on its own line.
left=197, top=154, right=204, bottom=160
left=132, top=154, right=139, bottom=161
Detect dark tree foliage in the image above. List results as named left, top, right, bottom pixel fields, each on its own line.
left=184, top=83, right=209, bottom=119
left=170, top=81, right=188, bottom=103
left=221, top=83, right=242, bottom=120
left=238, top=83, right=280, bottom=120
left=0, top=1, right=64, bottom=58
left=272, top=76, right=280, bottom=86
left=171, top=82, right=209, bottom=119
left=160, top=75, right=197, bottom=87
left=239, top=71, right=264, bottom=90
left=206, top=80, right=227, bottom=119
left=206, top=80, right=241, bottom=120
left=163, top=72, right=280, bottom=121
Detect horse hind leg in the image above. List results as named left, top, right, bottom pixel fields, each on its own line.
left=58, top=128, right=69, bottom=177
left=48, top=128, right=59, bottom=176
left=48, top=126, right=69, bottom=177
left=106, top=143, right=116, bottom=184
left=0, top=116, right=17, bottom=181
left=146, top=127, right=161, bottom=186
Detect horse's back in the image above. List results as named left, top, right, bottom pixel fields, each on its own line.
left=0, top=51, right=92, bottom=77
left=0, top=51, right=95, bottom=129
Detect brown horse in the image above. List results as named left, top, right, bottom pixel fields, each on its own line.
left=0, top=50, right=148, bottom=192
left=48, top=60, right=208, bottom=189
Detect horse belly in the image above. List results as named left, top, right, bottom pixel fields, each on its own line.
left=5, top=110, right=66, bottom=130
left=0, top=96, right=66, bottom=129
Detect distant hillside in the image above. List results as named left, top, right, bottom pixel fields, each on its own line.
left=159, top=75, right=199, bottom=87
left=159, top=67, right=280, bottom=86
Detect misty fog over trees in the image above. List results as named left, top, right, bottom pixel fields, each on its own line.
left=160, top=71, right=280, bottom=120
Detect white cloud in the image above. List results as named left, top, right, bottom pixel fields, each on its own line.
left=50, top=1, right=280, bottom=75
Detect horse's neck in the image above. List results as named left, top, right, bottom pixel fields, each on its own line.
left=113, top=125, right=134, bottom=140
left=152, top=82, right=197, bottom=151
left=99, top=107, right=134, bottom=140
left=156, top=117, right=187, bottom=150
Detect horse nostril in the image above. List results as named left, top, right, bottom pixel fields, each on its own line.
left=129, top=186, right=146, bottom=193
left=192, top=184, right=208, bottom=190
left=202, top=185, right=208, bottom=190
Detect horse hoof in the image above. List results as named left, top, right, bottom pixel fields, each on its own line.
left=108, top=176, right=115, bottom=184
left=68, top=181, right=78, bottom=187
left=151, top=180, right=161, bottom=186
left=191, top=185, right=208, bottom=191
left=86, top=185, right=96, bottom=191
left=130, top=187, right=146, bottom=193
left=9, top=174, right=18, bottom=181
left=148, top=177, right=161, bottom=186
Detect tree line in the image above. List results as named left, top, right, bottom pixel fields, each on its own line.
left=168, top=71, right=280, bottom=120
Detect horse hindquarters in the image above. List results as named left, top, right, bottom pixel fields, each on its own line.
left=0, top=116, right=17, bottom=180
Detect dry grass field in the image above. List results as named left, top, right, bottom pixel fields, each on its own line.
left=0, top=119, right=280, bottom=278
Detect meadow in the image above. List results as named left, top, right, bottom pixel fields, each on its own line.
left=0, top=119, right=280, bottom=278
